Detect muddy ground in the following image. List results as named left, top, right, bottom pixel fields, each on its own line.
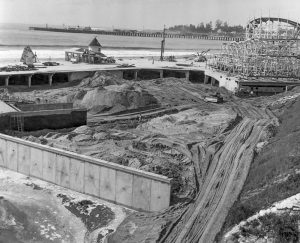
left=0, top=168, right=129, bottom=243
left=3, top=72, right=300, bottom=242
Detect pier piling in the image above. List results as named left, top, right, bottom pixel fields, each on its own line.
left=134, top=70, right=138, bottom=80
left=48, top=73, right=54, bottom=86
left=185, top=71, right=190, bottom=81
left=27, top=75, right=32, bottom=87
left=160, top=70, right=164, bottom=79
left=5, top=76, right=9, bottom=86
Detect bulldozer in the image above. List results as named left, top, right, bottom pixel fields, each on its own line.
left=204, top=91, right=224, bottom=103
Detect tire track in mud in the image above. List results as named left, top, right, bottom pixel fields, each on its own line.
left=159, top=103, right=277, bottom=243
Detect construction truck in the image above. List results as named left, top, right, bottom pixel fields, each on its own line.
left=204, top=91, right=224, bottom=103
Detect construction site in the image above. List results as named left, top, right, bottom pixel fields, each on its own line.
left=0, top=17, right=300, bottom=243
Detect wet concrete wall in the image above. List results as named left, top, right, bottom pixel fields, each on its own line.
left=20, top=109, right=86, bottom=131
left=0, top=133, right=171, bottom=212
left=0, top=109, right=87, bottom=132
left=0, top=115, right=10, bottom=131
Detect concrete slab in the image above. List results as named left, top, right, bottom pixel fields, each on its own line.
left=0, top=100, right=18, bottom=114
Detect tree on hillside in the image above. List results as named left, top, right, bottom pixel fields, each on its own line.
left=205, top=22, right=213, bottom=33
left=215, top=19, right=223, bottom=30
left=167, top=20, right=245, bottom=34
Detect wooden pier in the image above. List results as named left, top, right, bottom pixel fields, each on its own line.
left=29, top=27, right=244, bottom=42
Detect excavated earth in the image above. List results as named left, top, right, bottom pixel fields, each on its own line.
left=4, top=72, right=300, bottom=242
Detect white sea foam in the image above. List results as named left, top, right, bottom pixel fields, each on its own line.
left=0, top=48, right=194, bottom=64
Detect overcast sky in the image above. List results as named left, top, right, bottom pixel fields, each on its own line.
left=1, top=0, right=300, bottom=30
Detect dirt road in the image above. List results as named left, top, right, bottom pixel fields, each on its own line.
left=158, top=103, right=277, bottom=243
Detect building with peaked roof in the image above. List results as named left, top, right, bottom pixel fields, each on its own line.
left=20, top=46, right=37, bottom=65
left=88, top=37, right=102, bottom=53
left=65, top=37, right=115, bottom=64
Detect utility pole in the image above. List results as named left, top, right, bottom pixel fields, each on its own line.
left=160, top=25, right=166, bottom=61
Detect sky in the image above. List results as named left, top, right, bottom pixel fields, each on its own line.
left=0, top=0, right=300, bottom=30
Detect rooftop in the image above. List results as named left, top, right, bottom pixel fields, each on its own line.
left=88, top=37, right=102, bottom=47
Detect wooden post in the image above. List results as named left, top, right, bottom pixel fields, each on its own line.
left=160, top=70, right=164, bottom=78
left=67, top=73, right=71, bottom=82
left=204, top=75, right=209, bottom=84
left=48, top=73, right=54, bottom=86
left=5, top=76, right=9, bottom=86
left=134, top=70, right=138, bottom=80
left=185, top=70, right=190, bottom=81
left=27, top=75, right=32, bottom=88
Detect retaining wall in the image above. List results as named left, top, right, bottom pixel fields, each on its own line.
left=0, top=115, right=10, bottom=131
left=2, top=109, right=87, bottom=131
left=0, top=133, right=171, bottom=211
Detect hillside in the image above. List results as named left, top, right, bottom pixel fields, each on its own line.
left=218, top=92, right=300, bottom=242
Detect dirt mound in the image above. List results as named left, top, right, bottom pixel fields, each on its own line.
left=79, top=71, right=124, bottom=88
left=72, top=83, right=158, bottom=114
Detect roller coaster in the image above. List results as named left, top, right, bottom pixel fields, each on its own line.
left=210, top=17, right=300, bottom=79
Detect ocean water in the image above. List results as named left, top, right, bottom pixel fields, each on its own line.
left=0, top=23, right=223, bottom=64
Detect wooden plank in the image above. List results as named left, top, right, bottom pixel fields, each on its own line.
left=150, top=180, right=170, bottom=211
left=30, top=147, right=43, bottom=179
left=99, top=167, right=116, bottom=202
left=55, top=155, right=70, bottom=188
left=7, top=141, right=18, bottom=171
left=132, top=175, right=151, bottom=211
left=116, top=171, right=133, bottom=207
left=0, top=139, right=7, bottom=168
left=18, top=144, right=31, bottom=175
left=70, top=158, right=84, bottom=193
left=42, top=151, right=57, bottom=183
left=84, top=163, right=100, bottom=197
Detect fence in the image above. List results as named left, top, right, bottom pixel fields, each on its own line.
left=0, top=133, right=171, bottom=211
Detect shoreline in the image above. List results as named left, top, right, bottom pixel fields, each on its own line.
left=0, top=48, right=199, bottom=65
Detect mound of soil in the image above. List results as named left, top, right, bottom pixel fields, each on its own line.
left=72, top=83, right=158, bottom=114
left=79, top=71, right=123, bottom=88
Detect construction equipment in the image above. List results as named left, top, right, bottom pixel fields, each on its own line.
left=204, top=92, right=224, bottom=103
left=194, top=49, right=210, bottom=62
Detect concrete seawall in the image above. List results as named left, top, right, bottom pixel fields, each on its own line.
left=0, top=133, right=171, bottom=212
